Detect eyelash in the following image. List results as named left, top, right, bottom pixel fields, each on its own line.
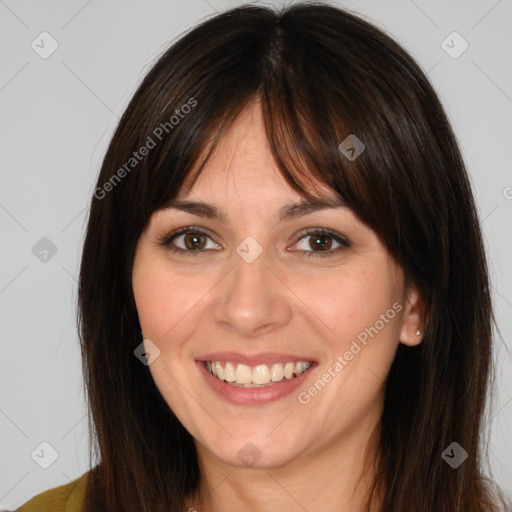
left=157, top=226, right=350, bottom=259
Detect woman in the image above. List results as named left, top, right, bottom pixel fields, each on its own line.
left=14, top=2, right=510, bottom=511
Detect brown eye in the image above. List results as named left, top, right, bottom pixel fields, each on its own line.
left=292, top=228, right=350, bottom=258
left=182, top=232, right=207, bottom=250
left=158, top=227, right=220, bottom=256
left=308, top=233, right=333, bottom=251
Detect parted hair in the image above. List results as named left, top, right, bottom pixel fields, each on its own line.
left=77, top=2, right=508, bottom=511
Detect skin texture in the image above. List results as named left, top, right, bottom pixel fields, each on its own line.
left=132, top=99, right=425, bottom=511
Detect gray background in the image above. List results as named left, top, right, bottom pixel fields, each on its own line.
left=1, top=0, right=511, bottom=508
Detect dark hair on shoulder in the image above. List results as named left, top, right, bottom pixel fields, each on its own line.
left=77, top=2, right=509, bottom=511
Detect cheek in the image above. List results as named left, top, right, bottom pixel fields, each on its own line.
left=289, top=264, right=403, bottom=386
left=296, top=267, right=400, bottom=338
left=293, top=267, right=402, bottom=421
left=132, top=251, right=213, bottom=349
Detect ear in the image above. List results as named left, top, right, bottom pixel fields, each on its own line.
left=399, top=285, right=426, bottom=347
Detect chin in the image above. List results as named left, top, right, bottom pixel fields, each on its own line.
left=198, top=431, right=305, bottom=470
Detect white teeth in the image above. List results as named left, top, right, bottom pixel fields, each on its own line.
left=224, top=362, right=236, bottom=382
left=253, top=365, right=270, bottom=385
left=235, top=363, right=252, bottom=384
left=206, top=360, right=312, bottom=386
left=284, top=362, right=295, bottom=379
left=215, top=362, right=224, bottom=380
left=270, top=363, right=284, bottom=382
left=295, top=362, right=308, bottom=374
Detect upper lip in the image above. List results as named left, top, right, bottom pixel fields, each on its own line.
left=196, top=351, right=317, bottom=367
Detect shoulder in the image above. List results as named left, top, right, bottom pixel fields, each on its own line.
left=11, top=471, right=89, bottom=512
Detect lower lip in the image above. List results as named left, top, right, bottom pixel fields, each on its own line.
left=196, top=361, right=317, bottom=405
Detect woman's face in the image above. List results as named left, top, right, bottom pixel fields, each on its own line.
left=132, top=100, right=423, bottom=471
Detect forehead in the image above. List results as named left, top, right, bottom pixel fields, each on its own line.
left=180, top=100, right=336, bottom=205
left=190, top=101, right=281, bottom=190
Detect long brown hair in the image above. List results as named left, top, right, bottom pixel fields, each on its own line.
left=77, top=2, right=508, bottom=511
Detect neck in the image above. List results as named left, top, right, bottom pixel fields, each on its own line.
left=186, top=419, right=382, bottom=512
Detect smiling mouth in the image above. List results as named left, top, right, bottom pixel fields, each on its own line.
left=203, top=360, right=314, bottom=388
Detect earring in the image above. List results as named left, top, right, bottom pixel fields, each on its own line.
left=415, top=329, right=423, bottom=336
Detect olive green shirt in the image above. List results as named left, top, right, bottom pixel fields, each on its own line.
left=7, top=472, right=88, bottom=512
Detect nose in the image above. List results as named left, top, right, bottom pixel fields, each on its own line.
left=211, top=246, right=293, bottom=338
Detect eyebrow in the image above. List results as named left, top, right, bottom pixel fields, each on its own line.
left=163, top=196, right=346, bottom=223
